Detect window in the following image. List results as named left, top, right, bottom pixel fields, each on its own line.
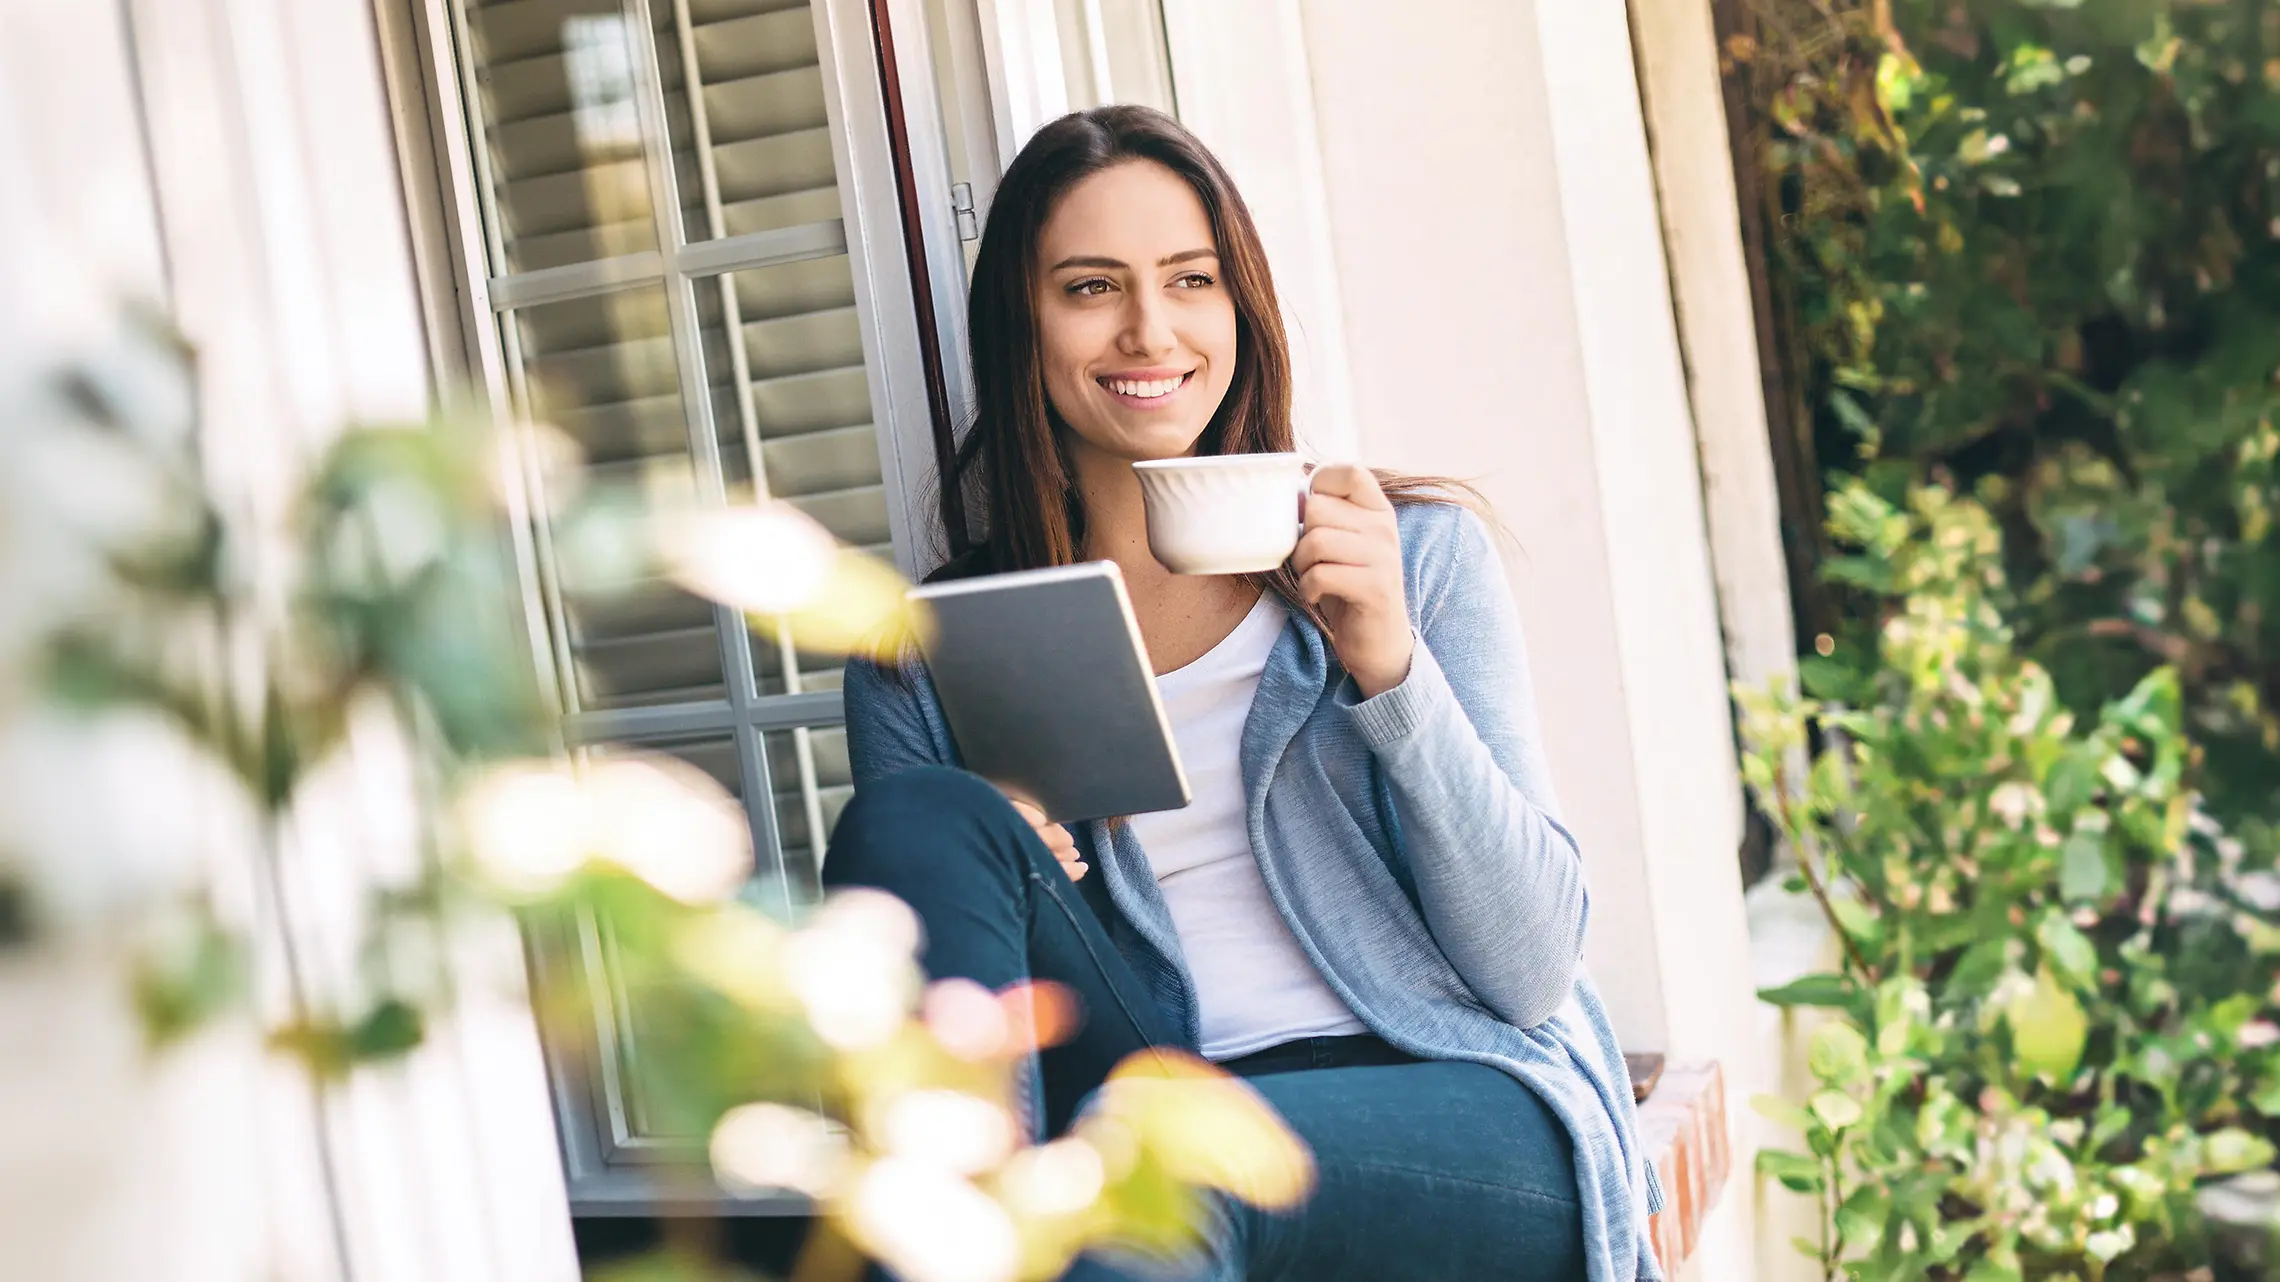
left=398, top=0, right=1178, bottom=1215
left=412, top=0, right=961, bottom=1209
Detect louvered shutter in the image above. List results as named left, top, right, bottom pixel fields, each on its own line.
left=438, top=0, right=947, bottom=1200
left=460, top=0, right=889, bottom=896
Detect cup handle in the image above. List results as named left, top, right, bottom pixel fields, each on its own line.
left=1297, top=464, right=1317, bottom=530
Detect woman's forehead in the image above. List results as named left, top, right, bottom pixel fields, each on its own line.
left=1038, top=161, right=1216, bottom=261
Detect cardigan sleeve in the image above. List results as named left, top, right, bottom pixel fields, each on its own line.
left=1335, top=504, right=1587, bottom=1029
left=842, top=653, right=948, bottom=787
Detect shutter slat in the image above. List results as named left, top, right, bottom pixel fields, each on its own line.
left=739, top=305, right=861, bottom=379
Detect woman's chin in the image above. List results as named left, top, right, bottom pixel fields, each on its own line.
left=1083, top=421, right=1210, bottom=464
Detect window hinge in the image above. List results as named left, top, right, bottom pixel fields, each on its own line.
left=951, top=182, right=979, bottom=242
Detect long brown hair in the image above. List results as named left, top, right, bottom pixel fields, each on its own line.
left=938, top=105, right=1471, bottom=627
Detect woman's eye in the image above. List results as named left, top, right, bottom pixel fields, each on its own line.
left=1173, top=272, right=1217, bottom=289
left=1067, top=278, right=1114, bottom=297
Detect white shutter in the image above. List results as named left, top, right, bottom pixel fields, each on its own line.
left=460, top=0, right=885, bottom=870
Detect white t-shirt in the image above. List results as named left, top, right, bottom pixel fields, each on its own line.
left=1128, top=594, right=1368, bottom=1059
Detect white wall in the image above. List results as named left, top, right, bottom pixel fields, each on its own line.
left=0, top=1, right=579, bottom=1279
left=1232, top=0, right=1766, bottom=1275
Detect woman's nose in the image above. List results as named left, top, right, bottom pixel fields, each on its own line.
left=1118, top=292, right=1175, bottom=356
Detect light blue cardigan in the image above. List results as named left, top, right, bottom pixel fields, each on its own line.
left=843, top=501, right=1663, bottom=1282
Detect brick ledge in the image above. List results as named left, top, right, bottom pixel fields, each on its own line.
left=1632, top=1060, right=1730, bottom=1274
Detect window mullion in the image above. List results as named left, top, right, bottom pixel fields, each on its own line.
left=619, top=0, right=792, bottom=909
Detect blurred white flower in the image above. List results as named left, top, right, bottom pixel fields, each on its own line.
left=878, top=1090, right=1017, bottom=1176
left=851, top=1158, right=1020, bottom=1282
left=587, top=756, right=752, bottom=904
left=782, top=895, right=921, bottom=1050
left=663, top=503, right=837, bottom=615
left=810, top=888, right=923, bottom=959
left=709, top=1103, right=849, bottom=1197
left=0, top=704, right=250, bottom=932
left=456, top=755, right=752, bottom=904
left=1987, top=781, right=2042, bottom=829
left=457, top=764, right=591, bottom=897
left=2085, top=1225, right=2135, bottom=1263
left=998, top=1138, right=1106, bottom=1218
left=923, top=978, right=1010, bottom=1061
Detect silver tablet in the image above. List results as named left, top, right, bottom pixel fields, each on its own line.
left=909, top=561, right=1190, bottom=824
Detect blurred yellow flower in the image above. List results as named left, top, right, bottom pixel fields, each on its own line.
left=997, top=1137, right=1107, bottom=1219
left=661, top=502, right=927, bottom=656
left=1089, top=1052, right=1314, bottom=1211
left=671, top=906, right=792, bottom=1012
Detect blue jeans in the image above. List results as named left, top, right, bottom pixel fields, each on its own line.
left=824, top=767, right=1585, bottom=1282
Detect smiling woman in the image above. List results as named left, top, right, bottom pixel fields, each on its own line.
left=829, top=106, right=1666, bottom=1282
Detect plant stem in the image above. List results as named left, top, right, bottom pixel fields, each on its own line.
left=1821, top=1150, right=1840, bottom=1282
left=1773, top=761, right=1880, bottom=982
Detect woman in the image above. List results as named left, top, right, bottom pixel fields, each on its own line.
left=827, top=105, right=1660, bottom=1281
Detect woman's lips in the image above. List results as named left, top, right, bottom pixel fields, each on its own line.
left=1096, top=369, right=1194, bottom=408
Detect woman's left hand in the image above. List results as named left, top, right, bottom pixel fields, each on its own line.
left=1292, top=464, right=1413, bottom=698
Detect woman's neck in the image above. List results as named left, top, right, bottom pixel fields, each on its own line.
left=1069, top=438, right=1155, bottom=574
left=1067, top=436, right=1261, bottom=673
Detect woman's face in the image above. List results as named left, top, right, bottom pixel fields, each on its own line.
left=1033, top=160, right=1238, bottom=464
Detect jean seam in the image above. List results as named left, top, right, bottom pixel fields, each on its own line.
left=1026, top=869, right=1163, bottom=1051
left=1335, top=1158, right=1581, bottom=1209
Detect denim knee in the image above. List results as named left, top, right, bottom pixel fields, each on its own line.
left=825, top=766, right=1029, bottom=884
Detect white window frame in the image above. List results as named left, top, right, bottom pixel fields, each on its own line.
left=380, top=0, right=979, bottom=1214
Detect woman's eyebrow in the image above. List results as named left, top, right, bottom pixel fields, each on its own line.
left=1047, top=248, right=1220, bottom=271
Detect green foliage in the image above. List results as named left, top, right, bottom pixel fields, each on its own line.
left=1746, top=0, right=2280, bottom=832
left=1739, top=485, right=2280, bottom=1279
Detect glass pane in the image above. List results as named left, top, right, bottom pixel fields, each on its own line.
left=653, top=0, right=843, bottom=245
left=510, top=285, right=728, bottom=710
left=465, top=0, right=661, bottom=273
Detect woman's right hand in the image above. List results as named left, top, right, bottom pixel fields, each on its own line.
left=1005, top=793, right=1087, bottom=881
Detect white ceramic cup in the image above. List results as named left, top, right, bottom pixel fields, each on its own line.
left=1131, top=452, right=1314, bottom=575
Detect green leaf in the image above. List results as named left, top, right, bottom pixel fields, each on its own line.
left=1835, top=1184, right=1889, bottom=1249
left=2035, top=913, right=2099, bottom=988
left=2250, top=1072, right=2280, bottom=1119
left=2044, top=751, right=2099, bottom=817
left=1946, top=939, right=2011, bottom=1001
left=1757, top=1148, right=1826, bottom=1193
left=130, top=919, right=248, bottom=1047
left=2008, top=967, right=2088, bottom=1084
left=2058, top=833, right=2108, bottom=902
left=348, top=998, right=426, bottom=1062
left=1830, top=895, right=1882, bottom=953
left=1799, top=653, right=1867, bottom=703
left=1808, top=1022, right=1871, bottom=1083
left=1962, top=1261, right=2023, bottom=1282
left=1752, top=1093, right=1816, bottom=1133
left=2204, top=1127, right=2278, bottom=1174
left=1810, top=1089, right=1865, bottom=1130
left=1759, top=973, right=1854, bottom=1009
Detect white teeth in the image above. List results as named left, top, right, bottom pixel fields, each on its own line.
left=1102, top=375, right=1183, bottom=399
